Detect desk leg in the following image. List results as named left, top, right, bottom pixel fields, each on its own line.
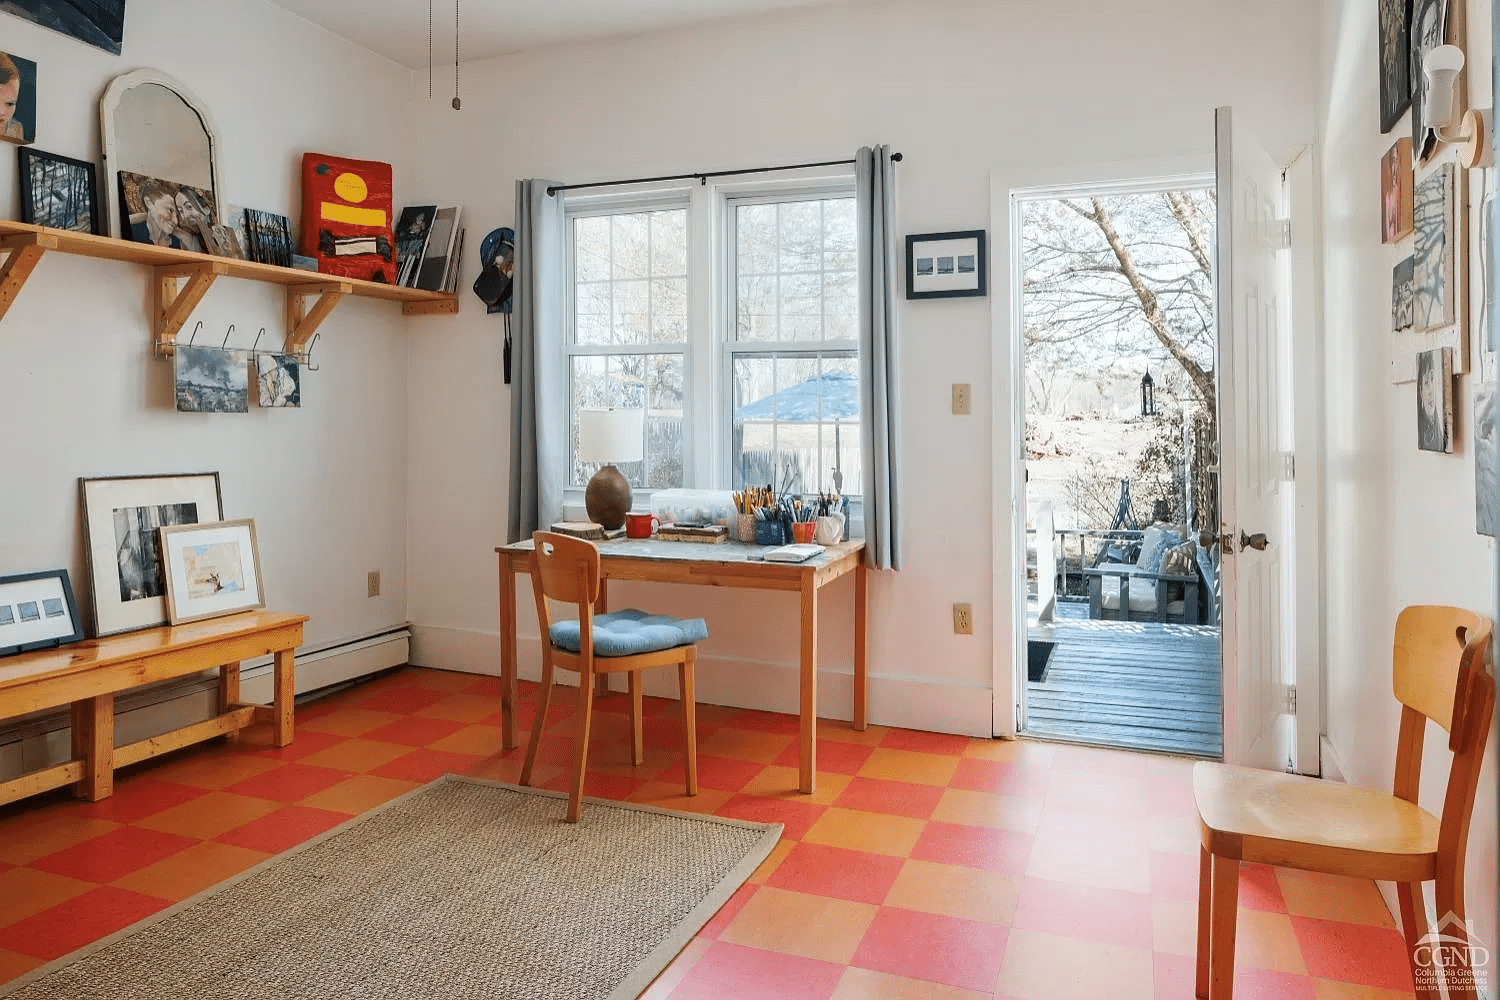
left=273, top=648, right=295, bottom=748
left=499, top=555, right=518, bottom=749
left=854, top=563, right=868, bottom=731
left=799, top=579, right=819, bottom=794
left=219, top=661, right=241, bottom=742
left=71, top=695, right=113, bottom=801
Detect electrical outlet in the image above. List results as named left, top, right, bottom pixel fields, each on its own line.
left=952, top=602, right=973, bottom=635
left=367, top=571, right=380, bottom=598
left=951, top=383, right=971, bottom=415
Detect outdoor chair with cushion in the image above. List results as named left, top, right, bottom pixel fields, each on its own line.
left=518, top=531, right=704, bottom=822
left=1084, top=521, right=1208, bottom=624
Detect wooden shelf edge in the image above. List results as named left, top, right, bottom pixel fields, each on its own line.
left=0, top=221, right=457, bottom=353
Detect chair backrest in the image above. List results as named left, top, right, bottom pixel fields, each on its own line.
left=1388, top=606, right=1494, bottom=909
left=530, top=532, right=600, bottom=643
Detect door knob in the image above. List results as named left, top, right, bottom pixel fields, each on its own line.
left=1239, top=531, right=1269, bottom=551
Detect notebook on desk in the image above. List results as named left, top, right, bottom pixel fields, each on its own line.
left=763, top=543, right=822, bottom=563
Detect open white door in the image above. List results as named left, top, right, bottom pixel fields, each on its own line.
left=1214, top=107, right=1298, bottom=770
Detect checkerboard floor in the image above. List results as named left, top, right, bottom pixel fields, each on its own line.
left=0, top=667, right=1416, bottom=998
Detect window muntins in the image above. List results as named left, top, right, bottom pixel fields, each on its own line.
left=728, top=194, right=859, bottom=497
left=562, top=179, right=858, bottom=501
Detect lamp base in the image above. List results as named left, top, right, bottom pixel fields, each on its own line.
left=585, top=465, right=632, bottom=531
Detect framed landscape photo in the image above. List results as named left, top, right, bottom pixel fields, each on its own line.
left=906, top=230, right=987, bottom=299
left=160, top=518, right=264, bottom=625
left=19, top=146, right=100, bottom=234
left=0, top=568, right=84, bottom=656
left=79, top=472, right=224, bottom=636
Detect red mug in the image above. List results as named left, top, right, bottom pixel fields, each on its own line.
left=625, top=512, right=659, bottom=539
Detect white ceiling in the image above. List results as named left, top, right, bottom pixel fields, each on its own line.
left=262, top=0, right=858, bottom=69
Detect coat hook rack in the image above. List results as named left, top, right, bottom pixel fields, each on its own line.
left=187, top=320, right=202, bottom=347
left=221, top=323, right=235, bottom=350
left=303, top=331, right=321, bottom=371
left=251, top=327, right=266, bottom=354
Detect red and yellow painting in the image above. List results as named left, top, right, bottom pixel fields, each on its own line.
left=300, top=152, right=396, bottom=283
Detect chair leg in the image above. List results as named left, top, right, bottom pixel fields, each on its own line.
left=1195, top=845, right=1212, bottom=999
left=1399, top=882, right=1439, bottom=1000
left=519, top=654, right=554, bottom=786
left=679, top=648, right=697, bottom=797
left=629, top=670, right=644, bottom=766
left=566, top=665, right=596, bottom=823
left=1434, top=883, right=1474, bottom=999
left=1208, top=854, right=1240, bottom=1000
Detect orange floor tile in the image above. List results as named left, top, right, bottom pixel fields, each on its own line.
left=0, top=666, right=1421, bottom=998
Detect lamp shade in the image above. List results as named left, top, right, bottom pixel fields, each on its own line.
left=578, top=408, right=644, bottom=464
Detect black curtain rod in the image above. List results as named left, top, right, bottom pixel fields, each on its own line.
left=545, top=153, right=902, bottom=196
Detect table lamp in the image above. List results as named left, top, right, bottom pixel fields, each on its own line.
left=578, top=408, right=644, bottom=531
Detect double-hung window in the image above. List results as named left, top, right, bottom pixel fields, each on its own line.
left=563, top=177, right=859, bottom=505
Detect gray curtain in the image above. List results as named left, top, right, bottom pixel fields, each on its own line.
left=507, top=179, right=567, bottom=543
left=856, top=146, right=902, bottom=570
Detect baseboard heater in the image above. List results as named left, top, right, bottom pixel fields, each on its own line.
left=0, top=626, right=411, bottom=779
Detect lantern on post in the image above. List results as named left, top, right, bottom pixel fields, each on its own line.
left=1140, top=371, right=1156, bottom=417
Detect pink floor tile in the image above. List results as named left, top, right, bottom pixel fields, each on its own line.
left=830, top=778, right=943, bottom=820
left=764, top=843, right=905, bottom=905
left=1010, top=877, right=1154, bottom=949
left=851, top=906, right=1009, bottom=992
left=910, top=822, right=1032, bottom=875
left=716, top=795, right=828, bottom=841
left=669, top=941, right=844, bottom=1000
left=1291, top=916, right=1414, bottom=991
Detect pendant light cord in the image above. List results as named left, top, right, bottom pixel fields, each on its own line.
left=427, top=0, right=433, bottom=99
left=451, top=0, right=462, bottom=110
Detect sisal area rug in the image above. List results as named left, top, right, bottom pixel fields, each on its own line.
left=3, top=775, right=781, bottom=1000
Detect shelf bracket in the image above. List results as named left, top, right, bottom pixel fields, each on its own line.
left=155, top=262, right=225, bottom=356
left=402, top=296, right=459, bottom=316
left=286, top=282, right=351, bottom=359
left=0, top=231, right=56, bottom=322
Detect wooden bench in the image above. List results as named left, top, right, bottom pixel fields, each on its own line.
left=0, top=610, right=307, bottom=807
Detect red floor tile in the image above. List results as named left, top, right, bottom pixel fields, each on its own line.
left=764, top=843, right=904, bottom=905
left=1, top=886, right=169, bottom=960
left=362, top=717, right=468, bottom=747
left=879, top=728, right=976, bottom=756
left=29, top=826, right=198, bottom=884
left=69, top=778, right=208, bottom=824
left=1010, top=877, right=1153, bottom=949
left=830, top=777, right=943, bottom=820
left=722, top=711, right=803, bottom=736
left=538, top=770, right=649, bottom=801
left=215, top=805, right=352, bottom=854
left=669, top=941, right=844, bottom=1000
left=715, top=794, right=828, bottom=841
left=772, top=739, right=874, bottom=775
left=1240, top=863, right=1288, bottom=912
left=654, top=755, right=769, bottom=794
left=368, top=749, right=485, bottom=784
left=909, top=822, right=1033, bottom=875
left=245, top=729, right=347, bottom=762
left=354, top=687, right=452, bottom=715
left=949, top=758, right=1045, bottom=795
left=1291, top=916, right=1414, bottom=990
left=851, top=906, right=1009, bottom=992
left=223, top=763, right=353, bottom=803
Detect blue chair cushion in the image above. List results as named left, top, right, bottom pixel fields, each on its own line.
left=549, top=608, right=709, bottom=657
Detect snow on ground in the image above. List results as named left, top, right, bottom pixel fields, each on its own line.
left=1025, top=413, right=1158, bottom=531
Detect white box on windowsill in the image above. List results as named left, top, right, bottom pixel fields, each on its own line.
left=649, top=489, right=737, bottom=527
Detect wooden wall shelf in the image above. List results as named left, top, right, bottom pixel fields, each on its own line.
left=0, top=221, right=458, bottom=357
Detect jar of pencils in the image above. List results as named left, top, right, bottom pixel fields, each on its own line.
left=736, top=513, right=757, bottom=543
left=791, top=520, right=816, bottom=544
left=754, top=517, right=786, bottom=545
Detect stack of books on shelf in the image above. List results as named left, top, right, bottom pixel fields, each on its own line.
left=549, top=521, right=625, bottom=541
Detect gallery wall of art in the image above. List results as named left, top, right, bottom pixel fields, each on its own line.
left=1318, top=0, right=1496, bottom=961
left=0, top=0, right=423, bottom=689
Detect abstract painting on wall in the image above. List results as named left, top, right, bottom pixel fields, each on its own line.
left=300, top=152, right=395, bottom=284
left=1476, top=383, right=1495, bottom=535
left=1416, top=346, right=1453, bottom=453
left=0, top=1, right=125, bottom=55
left=1378, top=0, right=1411, bottom=132
left=1412, top=162, right=1454, bottom=331
left=1410, top=0, right=1449, bottom=161
left=1392, top=256, right=1415, bottom=330
left=256, top=354, right=300, bottom=408
left=175, top=345, right=248, bottom=414
left=1380, top=136, right=1413, bottom=242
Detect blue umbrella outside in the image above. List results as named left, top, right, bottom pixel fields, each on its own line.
left=734, top=370, right=860, bottom=491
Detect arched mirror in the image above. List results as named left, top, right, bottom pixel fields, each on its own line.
left=99, top=69, right=221, bottom=242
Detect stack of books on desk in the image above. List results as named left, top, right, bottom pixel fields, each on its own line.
left=656, top=523, right=728, bottom=544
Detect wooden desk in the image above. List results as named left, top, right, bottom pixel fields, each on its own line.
left=496, top=538, right=867, bottom=793
left=0, top=610, right=307, bottom=806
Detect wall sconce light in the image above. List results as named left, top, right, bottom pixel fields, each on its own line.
left=1422, top=44, right=1493, bottom=168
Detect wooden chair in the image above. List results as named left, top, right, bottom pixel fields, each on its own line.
left=518, top=531, right=700, bottom=822
left=1194, top=606, right=1494, bottom=1000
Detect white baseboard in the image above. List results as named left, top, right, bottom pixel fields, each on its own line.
left=409, top=624, right=992, bottom=737
left=240, top=629, right=410, bottom=704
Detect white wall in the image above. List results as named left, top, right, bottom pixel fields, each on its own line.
left=403, top=0, right=1319, bottom=735
left=1318, top=0, right=1497, bottom=967
left=0, top=0, right=418, bottom=678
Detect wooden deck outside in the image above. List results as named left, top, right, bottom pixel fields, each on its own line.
left=1026, top=599, right=1223, bottom=758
